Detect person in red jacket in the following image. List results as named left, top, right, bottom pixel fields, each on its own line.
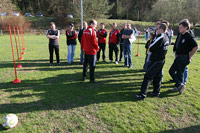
left=109, top=23, right=120, bottom=64
left=66, top=23, right=77, bottom=64
left=97, top=23, right=107, bottom=62
left=81, top=19, right=99, bottom=83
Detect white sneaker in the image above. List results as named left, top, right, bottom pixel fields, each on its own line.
left=115, top=61, right=118, bottom=64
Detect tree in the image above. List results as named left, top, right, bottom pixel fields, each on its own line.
left=71, top=0, right=114, bottom=19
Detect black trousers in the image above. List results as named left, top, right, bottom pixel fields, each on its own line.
left=169, top=55, right=190, bottom=88
left=109, top=43, right=119, bottom=61
left=97, top=43, right=106, bottom=61
left=119, top=43, right=123, bottom=61
left=49, top=44, right=60, bottom=64
left=83, top=54, right=96, bottom=81
left=140, top=60, right=165, bottom=97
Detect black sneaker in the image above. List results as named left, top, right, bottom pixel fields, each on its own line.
left=49, top=63, right=53, bottom=66
left=83, top=77, right=86, bottom=81
left=178, top=84, right=186, bottom=94
left=149, top=92, right=160, bottom=97
left=135, top=94, right=145, bottom=100
left=57, top=63, right=60, bottom=66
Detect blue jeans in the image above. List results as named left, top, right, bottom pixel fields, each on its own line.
left=80, top=48, right=84, bottom=63
left=123, top=44, right=132, bottom=66
left=143, top=54, right=150, bottom=71
left=169, top=36, right=172, bottom=45
left=67, top=45, right=76, bottom=63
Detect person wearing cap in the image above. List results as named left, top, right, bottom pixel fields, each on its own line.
left=46, top=22, right=60, bottom=66
left=66, top=23, right=77, bottom=64
left=81, top=19, right=99, bottom=83
left=78, top=21, right=88, bottom=64
left=97, top=23, right=107, bottom=62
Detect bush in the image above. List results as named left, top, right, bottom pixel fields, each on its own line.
left=0, top=16, right=31, bottom=30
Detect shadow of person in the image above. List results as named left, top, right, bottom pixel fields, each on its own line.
left=0, top=69, right=143, bottom=114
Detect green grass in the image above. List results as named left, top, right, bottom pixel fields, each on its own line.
left=0, top=34, right=200, bottom=133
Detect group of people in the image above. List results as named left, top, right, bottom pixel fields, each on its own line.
left=46, top=18, right=199, bottom=99
left=46, top=20, right=136, bottom=82
left=136, top=19, right=199, bottom=100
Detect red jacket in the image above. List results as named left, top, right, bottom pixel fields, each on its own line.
left=97, top=28, right=107, bottom=44
left=81, top=26, right=99, bottom=55
left=109, top=29, right=120, bottom=44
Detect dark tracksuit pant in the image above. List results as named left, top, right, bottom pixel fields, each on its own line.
left=83, top=54, right=96, bottom=81
left=169, top=55, right=190, bottom=88
left=109, top=43, right=119, bottom=61
left=49, top=44, right=60, bottom=64
left=97, top=43, right=106, bottom=61
left=119, top=43, right=123, bottom=61
left=140, top=60, right=165, bottom=97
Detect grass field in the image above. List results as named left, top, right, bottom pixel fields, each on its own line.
left=0, top=34, right=200, bottom=133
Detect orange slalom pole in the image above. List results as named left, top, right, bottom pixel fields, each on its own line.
left=17, top=26, right=23, bottom=60
left=136, top=28, right=140, bottom=57
left=9, top=26, right=21, bottom=84
left=20, top=26, right=26, bottom=53
left=13, top=26, right=23, bottom=68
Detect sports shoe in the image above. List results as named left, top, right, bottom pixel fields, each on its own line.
left=129, top=65, right=133, bottom=68
left=170, top=87, right=179, bottom=92
left=49, top=63, right=53, bottom=66
left=178, top=84, right=186, bottom=94
left=115, top=61, right=118, bottom=64
left=149, top=92, right=160, bottom=97
left=57, top=63, right=60, bottom=66
left=135, top=94, right=145, bottom=100
left=109, top=60, right=113, bottom=63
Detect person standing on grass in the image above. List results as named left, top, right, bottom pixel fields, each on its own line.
left=135, top=23, right=169, bottom=100
left=119, top=23, right=127, bottom=62
left=169, top=20, right=199, bottom=94
left=168, top=28, right=174, bottom=45
left=97, top=23, right=107, bottom=62
left=143, top=32, right=155, bottom=72
left=81, top=19, right=99, bottom=83
left=122, top=23, right=134, bottom=68
left=109, top=23, right=120, bottom=64
left=170, top=19, right=194, bottom=85
left=46, top=22, right=60, bottom=66
left=78, top=21, right=88, bottom=64
left=66, top=23, right=77, bottom=64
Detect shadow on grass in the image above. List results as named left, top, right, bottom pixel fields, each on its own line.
left=160, top=124, right=200, bottom=133
left=0, top=69, right=146, bottom=114
left=0, top=59, right=82, bottom=69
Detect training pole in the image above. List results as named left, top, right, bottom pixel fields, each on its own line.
left=9, top=26, right=21, bottom=84
left=20, top=26, right=26, bottom=54
left=13, top=26, right=23, bottom=68
left=17, top=26, right=23, bottom=60
left=136, top=28, right=140, bottom=57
